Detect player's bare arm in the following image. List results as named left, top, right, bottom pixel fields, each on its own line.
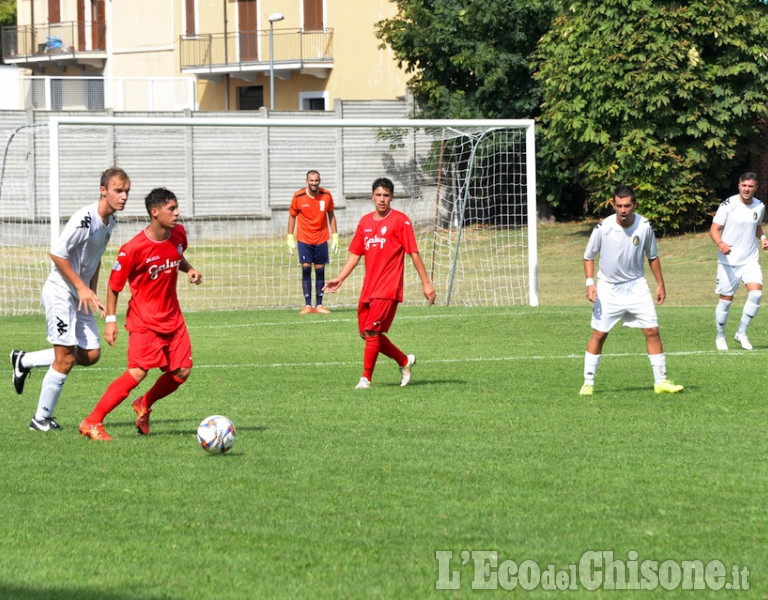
left=51, top=253, right=105, bottom=315
left=104, top=287, right=120, bottom=347
left=324, top=253, right=362, bottom=293
left=180, top=258, right=203, bottom=285
left=758, top=225, right=768, bottom=250
left=409, top=251, right=436, bottom=305
left=584, top=258, right=597, bottom=303
left=709, top=222, right=731, bottom=254
left=648, top=257, right=666, bottom=304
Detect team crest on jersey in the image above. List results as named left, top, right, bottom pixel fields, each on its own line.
left=177, top=244, right=183, bottom=256
left=632, top=236, right=639, bottom=246
left=319, top=200, right=326, bottom=212
left=381, top=226, right=387, bottom=235
left=754, top=212, right=759, bottom=221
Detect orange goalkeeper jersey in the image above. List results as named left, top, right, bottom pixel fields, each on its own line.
left=289, top=187, right=334, bottom=244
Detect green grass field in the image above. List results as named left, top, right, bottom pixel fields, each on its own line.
left=1, top=221, right=765, bottom=598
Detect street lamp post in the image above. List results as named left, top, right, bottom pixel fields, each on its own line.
left=268, top=13, right=285, bottom=111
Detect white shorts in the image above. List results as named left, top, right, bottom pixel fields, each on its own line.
left=41, top=279, right=101, bottom=349
left=591, top=277, right=659, bottom=332
left=715, top=260, right=763, bottom=296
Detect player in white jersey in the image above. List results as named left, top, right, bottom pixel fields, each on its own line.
left=10, top=167, right=130, bottom=431
left=579, top=185, right=683, bottom=396
left=709, top=172, right=767, bottom=351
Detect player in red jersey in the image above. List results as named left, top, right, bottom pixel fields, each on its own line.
left=79, top=188, right=202, bottom=441
left=324, top=177, right=436, bottom=388
left=287, top=170, right=338, bottom=314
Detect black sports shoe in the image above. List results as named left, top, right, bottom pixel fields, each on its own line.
left=29, top=417, right=62, bottom=432
left=10, top=350, right=31, bottom=395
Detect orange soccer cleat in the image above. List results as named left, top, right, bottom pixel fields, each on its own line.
left=79, top=420, right=114, bottom=441
left=133, top=398, right=152, bottom=435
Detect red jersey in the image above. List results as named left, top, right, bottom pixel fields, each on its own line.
left=289, top=188, right=334, bottom=244
left=109, top=225, right=188, bottom=334
left=348, top=209, right=419, bottom=302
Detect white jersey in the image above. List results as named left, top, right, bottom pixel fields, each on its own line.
left=47, top=201, right=115, bottom=300
left=584, top=213, right=658, bottom=284
left=713, top=194, right=764, bottom=266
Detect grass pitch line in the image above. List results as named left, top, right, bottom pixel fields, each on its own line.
left=194, top=310, right=540, bottom=330
left=74, top=347, right=756, bottom=375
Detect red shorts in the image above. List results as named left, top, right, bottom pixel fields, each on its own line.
left=127, top=324, right=193, bottom=372
left=358, top=298, right=399, bottom=336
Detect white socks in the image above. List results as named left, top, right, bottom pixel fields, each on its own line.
left=583, top=352, right=601, bottom=385
left=738, top=290, right=762, bottom=335
left=717, top=291, right=762, bottom=337
left=21, top=348, right=55, bottom=369
left=648, top=353, right=667, bottom=385
left=715, top=299, right=732, bottom=337
left=585, top=351, right=668, bottom=386
left=34, top=367, right=67, bottom=422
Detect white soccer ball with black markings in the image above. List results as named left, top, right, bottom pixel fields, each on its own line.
left=197, top=415, right=236, bottom=454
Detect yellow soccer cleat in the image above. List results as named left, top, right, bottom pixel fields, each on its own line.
left=579, top=383, right=594, bottom=396
left=654, top=379, right=684, bottom=394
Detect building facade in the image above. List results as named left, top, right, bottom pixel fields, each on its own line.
left=1, top=0, right=411, bottom=111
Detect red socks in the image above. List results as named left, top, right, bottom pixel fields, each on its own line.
left=363, top=335, right=381, bottom=380
left=142, top=372, right=185, bottom=409
left=378, top=334, right=407, bottom=367
left=363, top=334, right=407, bottom=380
left=85, top=371, right=186, bottom=424
left=86, top=371, right=140, bottom=424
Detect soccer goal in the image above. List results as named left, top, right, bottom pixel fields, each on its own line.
left=0, top=115, right=537, bottom=315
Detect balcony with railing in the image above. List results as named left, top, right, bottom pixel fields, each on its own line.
left=180, top=28, right=333, bottom=79
left=2, top=21, right=107, bottom=68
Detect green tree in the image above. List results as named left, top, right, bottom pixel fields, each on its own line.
left=376, top=0, right=557, bottom=119
left=0, top=0, right=15, bottom=28
left=533, top=0, right=768, bottom=233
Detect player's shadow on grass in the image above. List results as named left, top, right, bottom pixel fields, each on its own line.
left=595, top=385, right=696, bottom=395
left=384, top=379, right=466, bottom=387
left=0, top=585, right=174, bottom=600
left=110, top=418, right=268, bottom=436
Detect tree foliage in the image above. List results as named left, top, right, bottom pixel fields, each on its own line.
left=533, top=0, right=768, bottom=234
left=376, top=0, right=557, bottom=119
left=0, top=0, right=15, bottom=28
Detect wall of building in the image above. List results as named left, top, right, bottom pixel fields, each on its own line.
left=11, top=0, right=410, bottom=112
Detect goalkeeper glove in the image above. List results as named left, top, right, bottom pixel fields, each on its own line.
left=286, top=234, right=296, bottom=255
left=331, top=233, right=340, bottom=255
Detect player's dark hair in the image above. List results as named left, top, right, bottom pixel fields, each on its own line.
left=100, top=166, right=129, bottom=189
left=372, top=177, right=394, bottom=195
left=306, top=169, right=320, bottom=179
left=739, top=172, right=758, bottom=184
left=614, top=184, right=636, bottom=203
left=144, top=187, right=177, bottom=215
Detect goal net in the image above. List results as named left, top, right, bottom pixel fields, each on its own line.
left=0, top=116, right=537, bottom=316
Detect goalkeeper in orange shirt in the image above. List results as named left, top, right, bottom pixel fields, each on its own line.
left=287, top=170, right=338, bottom=314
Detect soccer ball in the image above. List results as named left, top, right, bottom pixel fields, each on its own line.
left=197, top=415, right=236, bottom=454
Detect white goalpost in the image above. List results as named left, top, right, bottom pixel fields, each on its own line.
left=0, top=115, right=537, bottom=315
